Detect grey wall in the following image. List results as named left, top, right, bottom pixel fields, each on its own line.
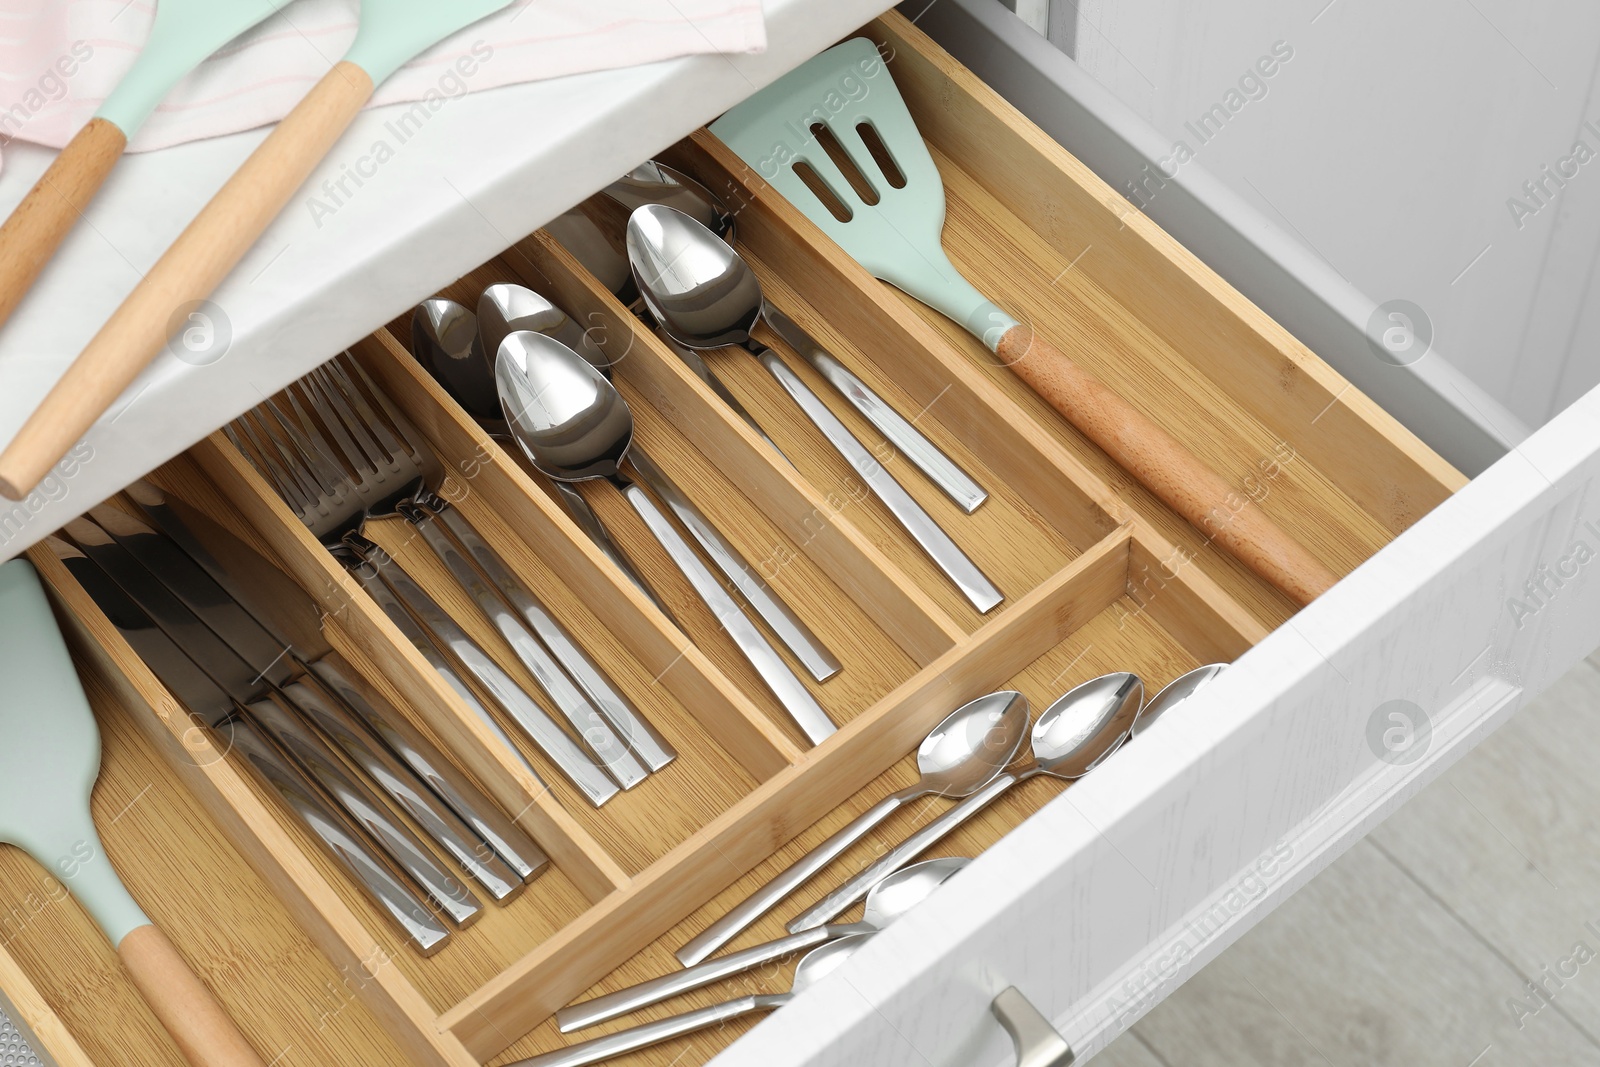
left=1057, top=0, right=1600, bottom=430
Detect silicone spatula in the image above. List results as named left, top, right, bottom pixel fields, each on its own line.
left=711, top=38, right=1339, bottom=607
left=0, top=558, right=265, bottom=1066
left=0, top=0, right=514, bottom=501
left=0, top=0, right=287, bottom=331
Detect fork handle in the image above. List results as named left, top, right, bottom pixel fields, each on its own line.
left=0, top=118, right=126, bottom=333
left=0, top=64, right=373, bottom=500
left=994, top=326, right=1337, bottom=606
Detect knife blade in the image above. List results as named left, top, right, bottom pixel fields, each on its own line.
left=90, top=498, right=534, bottom=901
left=127, top=479, right=548, bottom=882
left=60, top=517, right=484, bottom=927
left=45, top=536, right=451, bottom=956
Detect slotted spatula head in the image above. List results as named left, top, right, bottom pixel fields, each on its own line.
left=711, top=37, right=1017, bottom=349
left=345, top=0, right=515, bottom=83
left=99, top=0, right=289, bottom=135
left=0, top=559, right=147, bottom=942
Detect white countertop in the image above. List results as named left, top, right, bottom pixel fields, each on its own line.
left=0, top=0, right=893, bottom=561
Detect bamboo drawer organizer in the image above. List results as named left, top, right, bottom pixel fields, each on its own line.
left=4, top=12, right=1463, bottom=1067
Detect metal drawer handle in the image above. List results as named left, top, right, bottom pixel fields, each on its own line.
left=992, top=987, right=1075, bottom=1067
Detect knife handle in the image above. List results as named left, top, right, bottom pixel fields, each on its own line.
left=308, top=656, right=549, bottom=883
left=243, top=693, right=483, bottom=927
left=420, top=496, right=677, bottom=771
left=225, top=716, right=451, bottom=954
left=282, top=675, right=525, bottom=902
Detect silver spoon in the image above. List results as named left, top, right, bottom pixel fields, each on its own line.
left=603, top=164, right=986, bottom=514
left=1132, top=663, right=1227, bottom=738
left=481, top=284, right=839, bottom=682
left=678, top=689, right=1029, bottom=966
left=410, top=297, right=658, bottom=604
left=787, top=671, right=1144, bottom=933
left=497, top=329, right=837, bottom=745
left=514, top=933, right=873, bottom=1067
left=627, top=204, right=1003, bottom=614
left=560, top=856, right=967, bottom=1032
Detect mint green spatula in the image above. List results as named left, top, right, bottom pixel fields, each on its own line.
left=0, top=559, right=265, bottom=1067
left=710, top=37, right=1338, bottom=607
left=0, top=0, right=515, bottom=502
left=0, top=0, right=288, bottom=332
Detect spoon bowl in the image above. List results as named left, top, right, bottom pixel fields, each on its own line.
left=627, top=204, right=763, bottom=349
left=480, top=284, right=608, bottom=373
left=677, top=690, right=1026, bottom=965
left=413, top=298, right=500, bottom=422
left=604, top=161, right=734, bottom=240
left=496, top=331, right=634, bottom=483
left=1132, top=664, right=1227, bottom=737
left=1033, top=671, right=1145, bottom=778
left=786, top=672, right=1145, bottom=933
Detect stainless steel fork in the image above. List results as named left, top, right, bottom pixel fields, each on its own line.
left=229, top=354, right=662, bottom=805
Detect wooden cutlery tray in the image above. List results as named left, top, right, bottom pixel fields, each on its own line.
left=2, top=12, right=1463, bottom=1067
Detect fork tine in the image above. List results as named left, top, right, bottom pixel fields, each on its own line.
left=329, top=355, right=419, bottom=466
left=254, top=403, right=330, bottom=513
left=232, top=412, right=308, bottom=513
left=275, top=390, right=352, bottom=495
left=304, top=369, right=389, bottom=477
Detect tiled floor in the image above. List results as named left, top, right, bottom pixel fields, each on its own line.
left=1099, top=652, right=1600, bottom=1067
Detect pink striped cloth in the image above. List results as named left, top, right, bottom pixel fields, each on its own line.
left=0, top=0, right=765, bottom=163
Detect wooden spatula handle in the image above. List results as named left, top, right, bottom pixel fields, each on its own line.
left=0, top=117, right=127, bottom=329
left=0, top=62, right=374, bottom=501
left=996, top=324, right=1337, bottom=606
left=119, top=924, right=267, bottom=1067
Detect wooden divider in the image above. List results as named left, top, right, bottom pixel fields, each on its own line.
left=440, top=528, right=1134, bottom=1058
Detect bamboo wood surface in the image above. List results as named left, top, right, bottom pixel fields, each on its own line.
left=117, top=924, right=268, bottom=1067
left=0, top=118, right=126, bottom=331
left=0, top=62, right=375, bottom=502
left=0, top=12, right=1468, bottom=1067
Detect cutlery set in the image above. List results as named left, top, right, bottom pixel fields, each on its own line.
left=516, top=666, right=1225, bottom=1067
left=0, top=17, right=1361, bottom=1066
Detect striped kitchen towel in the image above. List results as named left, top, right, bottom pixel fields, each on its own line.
left=0, top=0, right=765, bottom=159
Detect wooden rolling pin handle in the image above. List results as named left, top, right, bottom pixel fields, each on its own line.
left=0, top=62, right=375, bottom=502
left=996, top=324, right=1338, bottom=607
left=0, top=117, right=127, bottom=330
left=119, top=924, right=267, bottom=1067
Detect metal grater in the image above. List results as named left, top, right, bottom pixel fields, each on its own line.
left=0, top=1008, right=43, bottom=1066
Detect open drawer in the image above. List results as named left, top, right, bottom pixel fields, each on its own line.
left=7, top=9, right=1598, bottom=1067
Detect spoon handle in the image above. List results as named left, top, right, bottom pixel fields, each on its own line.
left=752, top=345, right=1004, bottom=614
left=628, top=448, right=840, bottom=683
left=788, top=770, right=1027, bottom=932
left=517, top=995, right=782, bottom=1067
left=762, top=303, right=988, bottom=514
left=617, top=477, right=837, bottom=745
left=560, top=925, right=836, bottom=1032
left=677, top=792, right=907, bottom=966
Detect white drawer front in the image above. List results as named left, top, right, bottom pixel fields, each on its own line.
left=709, top=388, right=1600, bottom=1066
